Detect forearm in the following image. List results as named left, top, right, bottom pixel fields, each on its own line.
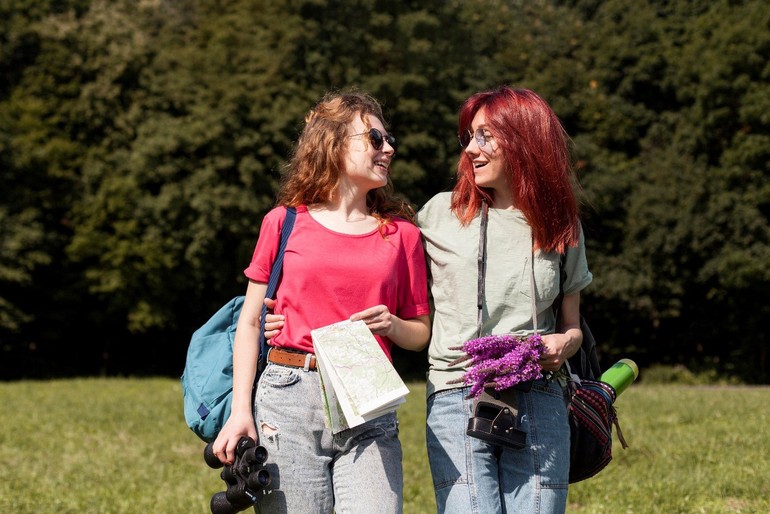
left=230, top=280, right=268, bottom=415
left=388, top=314, right=431, bottom=351
left=230, top=323, right=260, bottom=414
left=541, top=292, right=584, bottom=370
left=560, top=326, right=584, bottom=360
left=557, top=294, right=583, bottom=359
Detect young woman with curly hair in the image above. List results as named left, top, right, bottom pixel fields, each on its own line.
left=211, top=91, right=430, bottom=514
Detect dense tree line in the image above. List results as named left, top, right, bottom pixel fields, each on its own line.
left=1, top=0, right=768, bottom=382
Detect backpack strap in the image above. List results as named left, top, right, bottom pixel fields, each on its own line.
left=555, top=240, right=602, bottom=381
left=256, top=206, right=297, bottom=379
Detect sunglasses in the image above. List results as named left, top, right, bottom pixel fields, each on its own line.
left=349, top=128, right=397, bottom=151
left=458, top=127, right=494, bottom=148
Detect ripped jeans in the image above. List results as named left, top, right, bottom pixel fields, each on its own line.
left=253, top=362, right=403, bottom=514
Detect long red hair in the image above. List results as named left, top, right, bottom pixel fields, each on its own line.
left=451, top=87, right=579, bottom=253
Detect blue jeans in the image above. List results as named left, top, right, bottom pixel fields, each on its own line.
left=426, top=380, right=570, bottom=514
left=253, top=362, right=403, bottom=514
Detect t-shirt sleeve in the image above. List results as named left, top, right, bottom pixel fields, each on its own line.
left=415, top=192, right=446, bottom=231
left=562, top=223, right=593, bottom=295
left=243, top=207, right=287, bottom=283
left=396, top=222, right=431, bottom=320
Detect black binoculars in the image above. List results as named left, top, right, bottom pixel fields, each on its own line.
left=203, top=437, right=271, bottom=514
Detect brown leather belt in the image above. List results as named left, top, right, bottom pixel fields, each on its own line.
left=266, top=347, right=317, bottom=371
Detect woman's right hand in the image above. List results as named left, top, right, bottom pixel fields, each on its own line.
left=263, top=297, right=285, bottom=340
left=209, top=409, right=258, bottom=465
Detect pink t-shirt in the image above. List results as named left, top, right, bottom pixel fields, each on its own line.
left=244, top=205, right=430, bottom=359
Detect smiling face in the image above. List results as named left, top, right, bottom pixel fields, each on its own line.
left=464, top=108, right=508, bottom=195
left=341, top=113, right=395, bottom=193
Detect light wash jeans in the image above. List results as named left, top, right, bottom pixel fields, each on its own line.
left=253, top=362, right=403, bottom=514
left=426, top=380, right=570, bottom=514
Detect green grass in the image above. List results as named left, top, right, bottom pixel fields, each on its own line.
left=0, top=379, right=767, bottom=513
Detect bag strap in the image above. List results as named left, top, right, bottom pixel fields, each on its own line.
left=476, top=202, right=488, bottom=338
left=554, top=240, right=602, bottom=381
left=554, top=251, right=581, bottom=382
left=554, top=253, right=567, bottom=315
left=257, top=206, right=297, bottom=376
left=476, top=203, right=538, bottom=337
left=529, top=246, right=538, bottom=331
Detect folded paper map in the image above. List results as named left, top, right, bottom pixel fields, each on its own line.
left=311, top=319, right=409, bottom=433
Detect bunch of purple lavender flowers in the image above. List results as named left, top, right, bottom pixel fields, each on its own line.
left=448, top=333, right=545, bottom=398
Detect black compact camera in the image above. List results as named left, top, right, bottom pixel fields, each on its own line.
left=466, top=384, right=530, bottom=450
left=203, top=437, right=272, bottom=514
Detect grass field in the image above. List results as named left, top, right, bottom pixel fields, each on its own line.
left=0, top=378, right=767, bottom=513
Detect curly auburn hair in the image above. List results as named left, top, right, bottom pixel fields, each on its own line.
left=451, top=86, right=580, bottom=253
left=277, top=91, right=414, bottom=223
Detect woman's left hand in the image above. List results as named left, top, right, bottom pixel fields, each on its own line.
left=540, top=329, right=582, bottom=372
left=349, top=305, right=393, bottom=337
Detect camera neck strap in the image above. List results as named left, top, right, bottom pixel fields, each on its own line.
left=476, top=201, right=538, bottom=338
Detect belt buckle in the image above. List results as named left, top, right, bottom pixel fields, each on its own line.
left=303, top=353, right=312, bottom=372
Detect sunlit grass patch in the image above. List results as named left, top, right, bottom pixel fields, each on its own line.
left=0, top=379, right=767, bottom=513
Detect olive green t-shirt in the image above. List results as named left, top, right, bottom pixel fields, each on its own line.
left=417, top=192, right=593, bottom=397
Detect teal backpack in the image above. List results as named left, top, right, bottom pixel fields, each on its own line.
left=181, top=207, right=296, bottom=442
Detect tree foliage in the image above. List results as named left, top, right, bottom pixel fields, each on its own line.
left=1, top=0, right=768, bottom=382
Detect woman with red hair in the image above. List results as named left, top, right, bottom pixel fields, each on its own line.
left=418, top=86, right=592, bottom=513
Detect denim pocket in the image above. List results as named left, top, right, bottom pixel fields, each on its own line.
left=427, top=387, right=460, bottom=406
left=348, top=412, right=399, bottom=446
left=260, top=363, right=302, bottom=388
left=530, top=378, right=567, bottom=399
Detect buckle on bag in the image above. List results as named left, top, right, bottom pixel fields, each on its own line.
left=466, top=388, right=527, bottom=450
